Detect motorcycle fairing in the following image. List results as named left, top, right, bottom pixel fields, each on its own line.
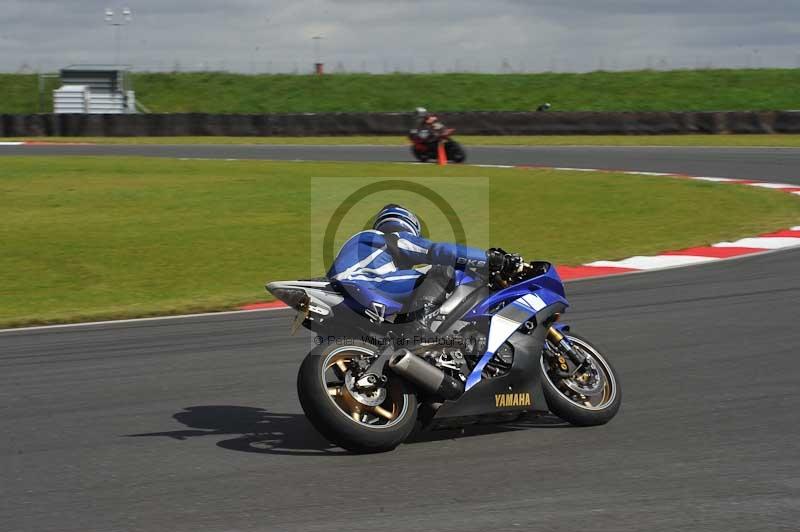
left=464, top=263, right=566, bottom=320
left=428, top=265, right=569, bottom=421
left=430, top=301, right=566, bottom=421
left=465, top=290, right=568, bottom=390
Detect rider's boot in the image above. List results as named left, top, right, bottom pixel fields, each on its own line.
left=403, top=264, right=454, bottom=341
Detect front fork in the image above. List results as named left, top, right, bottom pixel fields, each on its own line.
left=546, top=327, right=587, bottom=372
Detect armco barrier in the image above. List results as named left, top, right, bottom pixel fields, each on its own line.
left=2, top=111, right=800, bottom=137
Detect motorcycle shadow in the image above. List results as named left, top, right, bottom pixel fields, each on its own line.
left=127, top=405, right=570, bottom=455
left=126, top=405, right=347, bottom=456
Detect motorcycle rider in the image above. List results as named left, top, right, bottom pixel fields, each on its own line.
left=414, top=107, right=447, bottom=144
left=328, top=204, right=515, bottom=331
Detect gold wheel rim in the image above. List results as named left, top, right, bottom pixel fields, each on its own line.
left=323, top=349, right=407, bottom=428
left=542, top=338, right=617, bottom=411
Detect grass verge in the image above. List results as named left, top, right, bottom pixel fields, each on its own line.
left=4, top=69, right=800, bottom=114
left=1, top=156, right=798, bottom=327
left=11, top=135, right=800, bottom=147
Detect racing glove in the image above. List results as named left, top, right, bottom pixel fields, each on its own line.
left=486, top=248, right=509, bottom=275
left=486, top=248, right=523, bottom=281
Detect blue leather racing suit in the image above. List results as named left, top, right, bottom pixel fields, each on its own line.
left=328, top=230, right=487, bottom=318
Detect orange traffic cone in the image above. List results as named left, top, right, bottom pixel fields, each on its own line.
left=437, top=141, right=447, bottom=166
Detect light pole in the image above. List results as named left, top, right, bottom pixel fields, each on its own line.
left=105, top=7, right=133, bottom=65
left=313, top=35, right=324, bottom=74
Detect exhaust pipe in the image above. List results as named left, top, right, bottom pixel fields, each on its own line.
left=389, top=349, right=464, bottom=400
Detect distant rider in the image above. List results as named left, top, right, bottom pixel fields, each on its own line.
left=414, top=107, right=447, bottom=144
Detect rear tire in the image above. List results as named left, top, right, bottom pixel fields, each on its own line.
left=541, top=333, right=621, bottom=426
left=297, top=341, right=418, bottom=453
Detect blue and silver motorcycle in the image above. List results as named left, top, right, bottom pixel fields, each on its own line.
left=267, top=256, right=621, bottom=453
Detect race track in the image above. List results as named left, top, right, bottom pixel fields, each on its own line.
left=2, top=144, right=799, bottom=531
left=3, top=143, right=800, bottom=183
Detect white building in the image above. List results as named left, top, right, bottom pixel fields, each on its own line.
left=53, top=65, right=136, bottom=114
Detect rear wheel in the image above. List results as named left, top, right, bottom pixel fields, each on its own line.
left=540, top=333, right=621, bottom=426
left=297, top=340, right=418, bottom=453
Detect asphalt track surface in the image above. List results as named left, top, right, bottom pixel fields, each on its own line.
left=2, top=143, right=800, bottom=184
left=2, top=144, right=799, bottom=531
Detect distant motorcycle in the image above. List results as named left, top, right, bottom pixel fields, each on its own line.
left=409, top=127, right=466, bottom=163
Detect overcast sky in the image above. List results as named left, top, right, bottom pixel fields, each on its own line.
left=2, top=0, right=799, bottom=73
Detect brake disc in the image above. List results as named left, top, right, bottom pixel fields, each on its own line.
left=562, top=357, right=605, bottom=397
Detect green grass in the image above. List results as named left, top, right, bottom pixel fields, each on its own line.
left=11, top=135, right=800, bottom=147
left=3, top=69, right=800, bottom=114
left=1, top=156, right=798, bottom=327
left=0, top=74, right=60, bottom=114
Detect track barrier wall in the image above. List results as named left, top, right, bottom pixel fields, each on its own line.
left=3, top=111, right=800, bottom=137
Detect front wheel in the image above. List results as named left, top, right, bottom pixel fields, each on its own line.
left=445, top=140, right=466, bottom=163
left=297, top=341, right=418, bottom=453
left=540, top=333, right=621, bottom=426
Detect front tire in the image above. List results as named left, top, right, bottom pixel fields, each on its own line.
left=540, top=333, right=621, bottom=426
left=297, top=341, right=418, bottom=453
left=445, top=140, right=466, bottom=163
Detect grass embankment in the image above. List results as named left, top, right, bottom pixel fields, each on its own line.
left=1, top=156, right=798, bottom=327
left=12, top=135, right=800, bottom=147
left=3, top=69, right=800, bottom=114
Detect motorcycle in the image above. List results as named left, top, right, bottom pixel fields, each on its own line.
left=409, top=127, right=466, bottom=163
left=266, top=255, right=621, bottom=453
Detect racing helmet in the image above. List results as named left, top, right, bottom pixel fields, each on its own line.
left=415, top=107, right=428, bottom=118
left=373, top=204, right=422, bottom=236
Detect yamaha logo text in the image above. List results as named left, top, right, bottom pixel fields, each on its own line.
left=494, top=392, right=532, bottom=408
